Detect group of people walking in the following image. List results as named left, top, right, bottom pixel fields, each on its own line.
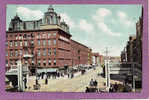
left=109, top=82, right=132, bottom=92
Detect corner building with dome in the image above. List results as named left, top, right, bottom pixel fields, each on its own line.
left=6, top=5, right=93, bottom=74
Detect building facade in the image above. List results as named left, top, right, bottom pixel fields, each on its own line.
left=6, top=6, right=92, bottom=74
left=71, top=40, right=92, bottom=67
left=120, top=7, right=143, bottom=88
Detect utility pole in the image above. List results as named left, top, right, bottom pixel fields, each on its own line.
left=17, top=60, right=24, bottom=92
left=104, top=47, right=110, bottom=91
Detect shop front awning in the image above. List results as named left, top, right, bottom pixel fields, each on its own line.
left=37, top=68, right=58, bottom=73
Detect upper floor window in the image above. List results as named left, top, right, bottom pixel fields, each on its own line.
left=43, top=59, right=46, bottom=66
left=53, top=39, right=56, bottom=45
left=23, top=34, right=27, bottom=38
left=54, top=59, right=56, bottom=65
left=19, top=50, right=22, bottom=56
left=15, top=41, right=18, bottom=46
left=24, top=41, right=28, bottom=46
left=6, top=51, right=8, bottom=56
left=48, top=48, right=51, bottom=56
left=48, top=40, right=51, bottom=45
left=43, top=49, right=46, bottom=56
left=43, top=40, right=46, bottom=46
left=9, top=41, right=13, bottom=47
left=42, top=33, right=46, bottom=38
left=10, top=50, right=13, bottom=57
left=38, top=40, right=40, bottom=46
left=54, top=48, right=56, bottom=56
left=37, top=33, right=40, bottom=39
left=37, top=49, right=41, bottom=56
left=48, top=59, right=51, bottom=65
left=48, top=33, right=51, bottom=38
left=20, top=41, right=22, bottom=46
left=53, top=32, right=56, bottom=36
left=38, top=60, right=41, bottom=66
left=15, top=51, right=18, bottom=56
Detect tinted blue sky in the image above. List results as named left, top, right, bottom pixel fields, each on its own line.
left=6, top=5, right=142, bottom=56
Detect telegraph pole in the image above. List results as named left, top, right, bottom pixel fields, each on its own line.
left=104, top=47, right=110, bottom=91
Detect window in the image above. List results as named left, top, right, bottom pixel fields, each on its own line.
left=19, top=35, right=22, bottom=39
left=48, top=59, right=51, bottom=65
left=15, top=35, right=18, bottom=39
left=15, top=60, right=17, bottom=65
left=10, top=60, right=13, bottom=65
left=54, top=59, right=56, bottom=65
left=43, top=49, right=46, bottom=56
left=23, top=34, right=27, bottom=38
left=53, top=16, right=57, bottom=24
left=38, top=40, right=40, bottom=46
left=42, top=34, right=46, bottom=38
left=43, top=59, right=46, bottom=66
left=24, top=41, right=28, bottom=46
left=48, top=33, right=51, bottom=38
left=15, top=51, right=18, bottom=56
left=48, top=49, right=51, bottom=56
left=54, top=48, right=56, bottom=56
left=31, top=40, right=34, bottom=46
left=10, top=50, right=13, bottom=57
left=38, top=60, right=41, bottom=66
left=6, top=60, right=8, bottom=66
left=31, top=59, right=34, bottom=65
left=25, top=61, right=28, bottom=65
left=43, top=40, right=46, bottom=46
left=48, top=40, right=51, bottom=45
left=37, top=33, right=40, bottom=39
left=24, top=50, right=28, bottom=55
left=53, top=32, right=56, bottom=36
left=15, top=41, right=18, bottom=46
left=53, top=39, right=56, bottom=45
left=20, top=41, right=22, bottom=46
left=10, top=41, right=13, bottom=47
left=31, top=33, right=34, bottom=38
left=37, top=49, right=40, bottom=56
left=19, top=50, right=22, bottom=56
left=6, top=51, right=8, bottom=56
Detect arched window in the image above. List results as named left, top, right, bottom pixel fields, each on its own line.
left=53, top=15, right=57, bottom=24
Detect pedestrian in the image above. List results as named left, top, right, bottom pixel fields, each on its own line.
left=90, top=79, right=94, bottom=86
left=36, top=78, right=38, bottom=85
left=23, top=77, right=27, bottom=89
left=109, top=85, right=114, bottom=92
left=94, top=80, right=98, bottom=87
left=85, top=87, right=90, bottom=93
left=45, top=77, right=48, bottom=85
left=114, top=82, right=118, bottom=92
left=123, top=83, right=132, bottom=92
left=68, top=73, right=69, bottom=78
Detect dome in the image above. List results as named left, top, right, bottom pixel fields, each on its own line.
left=48, top=5, right=54, bottom=12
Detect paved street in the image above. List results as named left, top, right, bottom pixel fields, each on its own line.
left=25, top=66, right=122, bottom=92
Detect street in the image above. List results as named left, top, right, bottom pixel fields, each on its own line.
left=25, top=66, right=122, bottom=92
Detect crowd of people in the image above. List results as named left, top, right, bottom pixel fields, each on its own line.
left=109, top=82, right=132, bottom=92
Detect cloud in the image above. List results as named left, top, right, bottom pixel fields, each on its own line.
left=117, top=11, right=134, bottom=27
left=92, top=8, right=112, bottom=22
left=97, top=22, right=121, bottom=36
left=60, top=13, right=75, bottom=28
left=16, top=7, right=44, bottom=20
left=78, top=19, right=94, bottom=33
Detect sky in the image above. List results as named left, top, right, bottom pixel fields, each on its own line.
left=6, top=4, right=142, bottom=56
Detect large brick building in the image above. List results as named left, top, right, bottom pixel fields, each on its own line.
left=6, top=5, right=92, bottom=74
